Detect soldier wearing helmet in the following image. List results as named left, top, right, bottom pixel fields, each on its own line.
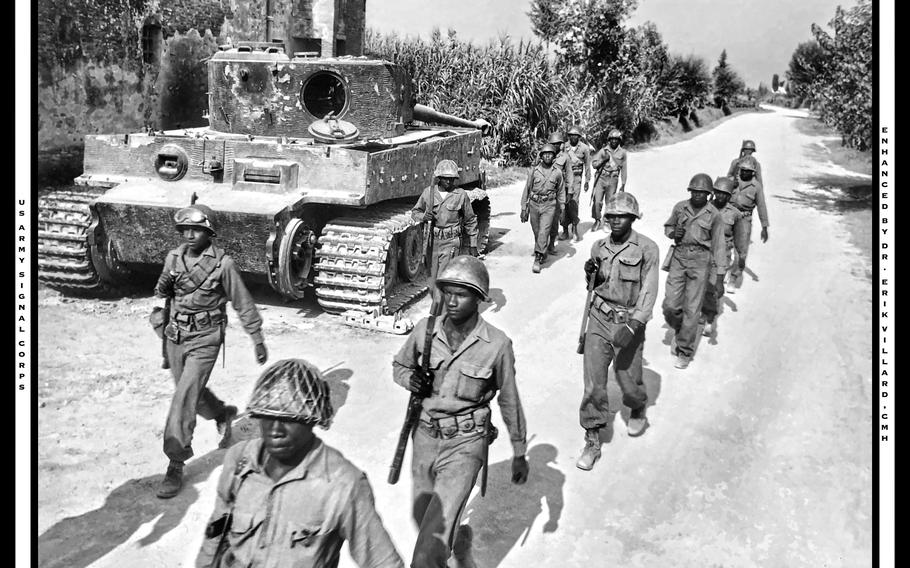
left=577, top=193, right=660, bottom=471
left=153, top=199, right=269, bottom=499
left=393, top=256, right=529, bottom=568
left=700, top=176, right=743, bottom=336
left=521, top=143, right=566, bottom=273
left=727, top=139, right=764, bottom=186
left=589, top=128, right=628, bottom=231
left=728, top=155, right=769, bottom=290
left=661, top=173, right=729, bottom=369
left=411, top=159, right=480, bottom=304
left=564, top=126, right=594, bottom=242
left=545, top=131, right=575, bottom=250
left=197, top=359, right=405, bottom=568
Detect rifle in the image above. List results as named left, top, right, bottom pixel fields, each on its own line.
left=577, top=266, right=598, bottom=354
left=161, top=297, right=171, bottom=369
left=388, top=214, right=437, bottom=485
left=480, top=419, right=490, bottom=497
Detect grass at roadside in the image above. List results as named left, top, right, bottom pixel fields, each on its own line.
left=794, top=116, right=872, bottom=176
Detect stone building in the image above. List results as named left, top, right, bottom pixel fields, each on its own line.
left=37, top=0, right=365, bottom=185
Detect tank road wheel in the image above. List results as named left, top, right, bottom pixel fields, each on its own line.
left=275, top=218, right=316, bottom=300
left=397, top=223, right=426, bottom=282
left=38, top=188, right=130, bottom=296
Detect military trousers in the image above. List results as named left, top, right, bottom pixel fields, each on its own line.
left=731, top=214, right=753, bottom=278
left=561, top=192, right=580, bottom=228
left=701, top=241, right=734, bottom=322
left=429, top=236, right=461, bottom=313
left=528, top=199, right=557, bottom=255
left=164, top=324, right=227, bottom=463
left=410, top=426, right=485, bottom=568
left=580, top=309, right=648, bottom=431
left=591, top=176, right=618, bottom=221
left=662, top=245, right=712, bottom=358
left=549, top=203, right=563, bottom=243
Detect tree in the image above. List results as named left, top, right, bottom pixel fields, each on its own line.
left=712, top=49, right=746, bottom=101
left=810, top=0, right=872, bottom=150
left=757, top=82, right=769, bottom=99
left=786, top=40, right=826, bottom=104
left=772, top=73, right=779, bottom=92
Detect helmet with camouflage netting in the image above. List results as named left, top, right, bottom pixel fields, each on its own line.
left=247, top=359, right=335, bottom=428
left=603, top=192, right=641, bottom=219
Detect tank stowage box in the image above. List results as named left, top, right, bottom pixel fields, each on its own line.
left=38, top=44, right=492, bottom=322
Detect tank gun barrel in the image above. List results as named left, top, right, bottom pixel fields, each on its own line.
left=412, top=104, right=492, bottom=137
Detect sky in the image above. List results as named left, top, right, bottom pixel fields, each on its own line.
left=365, top=0, right=851, bottom=87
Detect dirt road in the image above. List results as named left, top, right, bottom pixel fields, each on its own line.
left=37, top=106, right=873, bottom=567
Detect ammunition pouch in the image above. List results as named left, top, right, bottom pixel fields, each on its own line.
left=433, top=225, right=463, bottom=239
left=419, top=406, right=490, bottom=440
left=164, top=321, right=182, bottom=344
left=172, top=309, right=226, bottom=335
left=591, top=296, right=631, bottom=324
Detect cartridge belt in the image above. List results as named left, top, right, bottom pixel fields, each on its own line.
left=172, top=308, right=225, bottom=332
left=433, top=225, right=463, bottom=239
left=529, top=191, right=557, bottom=203
left=418, top=406, right=490, bottom=439
left=591, top=295, right=631, bottom=324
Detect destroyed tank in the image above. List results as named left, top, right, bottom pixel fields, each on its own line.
left=38, top=42, right=492, bottom=324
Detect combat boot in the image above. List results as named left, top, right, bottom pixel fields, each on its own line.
left=673, top=355, right=690, bottom=370
left=532, top=254, right=542, bottom=274
left=156, top=460, right=184, bottom=499
left=547, top=237, right=557, bottom=256
left=559, top=227, right=570, bottom=240
left=451, top=525, right=477, bottom=568
left=576, top=429, right=601, bottom=471
left=627, top=407, right=648, bottom=437
left=217, top=405, right=238, bottom=449
left=573, top=224, right=581, bottom=242
left=702, top=320, right=715, bottom=337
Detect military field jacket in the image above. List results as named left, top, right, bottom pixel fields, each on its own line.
left=411, top=186, right=479, bottom=247
left=663, top=200, right=728, bottom=276
left=590, top=229, right=660, bottom=325
left=730, top=179, right=770, bottom=228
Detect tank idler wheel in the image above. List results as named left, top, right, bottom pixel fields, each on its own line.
left=397, top=223, right=426, bottom=282
left=276, top=218, right=316, bottom=300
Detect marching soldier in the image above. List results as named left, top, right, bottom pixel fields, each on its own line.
left=662, top=174, right=728, bottom=369
left=562, top=126, right=593, bottom=242
left=521, top=143, right=566, bottom=273
left=590, top=129, right=628, bottom=231
left=412, top=159, right=479, bottom=305
left=546, top=131, right=575, bottom=252
left=727, top=139, right=764, bottom=187
left=153, top=201, right=269, bottom=499
left=197, top=359, right=405, bottom=568
left=700, top=176, right=742, bottom=336
left=393, top=256, right=529, bottom=568
left=577, top=193, right=659, bottom=471
left=728, top=155, right=769, bottom=290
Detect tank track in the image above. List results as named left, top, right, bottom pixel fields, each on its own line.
left=314, top=203, right=428, bottom=316
left=38, top=188, right=118, bottom=295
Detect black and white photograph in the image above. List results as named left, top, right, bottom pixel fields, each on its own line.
left=19, top=0, right=890, bottom=566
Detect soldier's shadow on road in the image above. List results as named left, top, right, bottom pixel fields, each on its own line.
left=459, top=444, right=565, bottom=568
left=484, top=226, right=511, bottom=255
left=481, top=288, right=507, bottom=314
left=37, top=449, right=226, bottom=568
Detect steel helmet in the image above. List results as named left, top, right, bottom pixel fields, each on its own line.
left=568, top=126, right=583, bottom=136
left=547, top=131, right=566, bottom=144
left=712, top=176, right=736, bottom=194
left=603, top=192, right=641, bottom=219
left=539, top=143, right=558, bottom=156
left=741, top=139, right=757, bottom=151
left=247, top=359, right=335, bottom=428
left=435, top=255, right=489, bottom=299
left=433, top=159, right=460, bottom=179
left=608, top=129, right=623, bottom=140
left=174, top=203, right=217, bottom=236
left=687, top=173, right=714, bottom=193
left=738, top=156, right=757, bottom=171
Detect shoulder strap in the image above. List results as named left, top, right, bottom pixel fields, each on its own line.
left=174, top=247, right=225, bottom=296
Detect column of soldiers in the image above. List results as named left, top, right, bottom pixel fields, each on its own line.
left=148, top=134, right=767, bottom=567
